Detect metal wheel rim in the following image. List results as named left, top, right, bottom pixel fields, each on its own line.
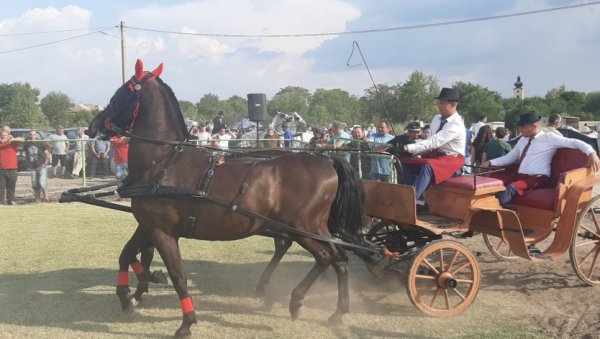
left=364, top=220, right=405, bottom=282
left=483, top=233, right=518, bottom=260
left=570, top=194, right=600, bottom=285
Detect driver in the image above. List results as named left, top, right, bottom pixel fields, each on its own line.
left=394, top=88, right=466, bottom=203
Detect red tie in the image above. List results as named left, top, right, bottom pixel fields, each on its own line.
left=518, top=137, right=533, bottom=165
left=436, top=119, right=447, bottom=133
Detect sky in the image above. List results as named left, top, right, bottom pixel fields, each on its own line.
left=1, top=0, right=600, bottom=106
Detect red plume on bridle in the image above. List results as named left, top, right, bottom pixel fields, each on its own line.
left=134, top=59, right=164, bottom=82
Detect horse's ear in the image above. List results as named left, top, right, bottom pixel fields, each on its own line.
left=151, top=63, right=164, bottom=77
left=134, top=59, right=144, bottom=82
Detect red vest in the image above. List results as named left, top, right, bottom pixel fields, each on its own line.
left=0, top=142, right=19, bottom=170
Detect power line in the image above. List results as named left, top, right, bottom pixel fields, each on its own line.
left=125, top=1, right=600, bottom=38
left=0, top=26, right=117, bottom=37
left=0, top=29, right=115, bottom=54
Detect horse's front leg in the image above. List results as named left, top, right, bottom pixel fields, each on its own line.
left=117, top=226, right=156, bottom=310
left=255, top=238, right=292, bottom=296
left=327, top=245, right=350, bottom=325
left=151, top=229, right=197, bottom=338
left=131, top=246, right=169, bottom=301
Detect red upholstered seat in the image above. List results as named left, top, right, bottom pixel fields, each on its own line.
left=438, top=176, right=504, bottom=190
left=512, top=148, right=588, bottom=210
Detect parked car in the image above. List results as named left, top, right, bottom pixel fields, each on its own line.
left=10, top=129, right=48, bottom=171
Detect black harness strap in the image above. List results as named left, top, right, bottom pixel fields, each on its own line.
left=230, top=161, right=260, bottom=212
left=195, top=152, right=221, bottom=197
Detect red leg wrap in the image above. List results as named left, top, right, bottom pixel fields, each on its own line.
left=131, top=261, right=144, bottom=276
left=117, top=271, right=129, bottom=286
left=180, top=296, right=194, bottom=314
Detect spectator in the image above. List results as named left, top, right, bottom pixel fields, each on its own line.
left=482, top=127, right=512, bottom=163
left=421, top=125, right=431, bottom=139
left=24, top=130, right=50, bottom=202
left=71, top=127, right=89, bottom=178
left=471, top=115, right=488, bottom=136
left=90, top=136, right=111, bottom=177
left=48, top=126, right=70, bottom=178
left=470, top=125, right=493, bottom=167
left=368, top=120, right=394, bottom=182
left=348, top=125, right=371, bottom=178
left=192, top=123, right=212, bottom=146
left=545, top=113, right=562, bottom=136
left=212, top=126, right=235, bottom=149
left=263, top=127, right=280, bottom=148
left=282, top=123, right=294, bottom=148
left=0, top=129, right=24, bottom=205
left=212, top=111, right=226, bottom=134
left=326, top=121, right=351, bottom=149
left=111, top=136, right=129, bottom=182
left=309, top=128, right=327, bottom=148
left=463, top=127, right=474, bottom=174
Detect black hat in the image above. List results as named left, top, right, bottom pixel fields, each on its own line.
left=405, top=122, right=422, bottom=132
left=435, top=87, right=460, bottom=101
left=516, top=112, right=541, bottom=126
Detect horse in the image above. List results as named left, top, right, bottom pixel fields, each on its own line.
left=86, top=59, right=366, bottom=337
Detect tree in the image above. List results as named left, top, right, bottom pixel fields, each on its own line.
left=268, top=86, right=311, bottom=118
left=196, top=93, right=223, bottom=122
left=40, top=91, right=71, bottom=126
left=454, top=82, right=503, bottom=126
left=0, top=82, right=42, bottom=128
left=309, top=88, right=360, bottom=126
left=359, top=84, right=398, bottom=124
left=223, top=95, right=248, bottom=124
left=178, top=100, right=197, bottom=120
left=396, top=71, right=439, bottom=124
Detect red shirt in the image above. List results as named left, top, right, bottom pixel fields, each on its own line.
left=111, top=137, right=129, bottom=164
left=0, top=142, right=19, bottom=170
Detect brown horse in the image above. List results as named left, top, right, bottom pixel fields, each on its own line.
left=86, top=59, right=366, bottom=337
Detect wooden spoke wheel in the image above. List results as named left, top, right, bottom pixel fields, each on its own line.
left=483, top=233, right=518, bottom=260
left=406, top=240, right=480, bottom=317
left=364, top=220, right=440, bottom=282
left=570, top=194, right=600, bottom=286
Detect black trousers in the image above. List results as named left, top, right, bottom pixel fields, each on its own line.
left=0, top=169, right=18, bottom=204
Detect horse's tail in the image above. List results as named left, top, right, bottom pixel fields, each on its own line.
left=328, top=156, right=366, bottom=242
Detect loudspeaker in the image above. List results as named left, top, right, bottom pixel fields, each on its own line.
left=247, top=93, right=267, bottom=121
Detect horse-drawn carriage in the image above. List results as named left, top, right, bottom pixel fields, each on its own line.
left=61, top=60, right=600, bottom=337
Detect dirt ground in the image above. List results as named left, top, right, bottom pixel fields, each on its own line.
left=5, top=175, right=600, bottom=338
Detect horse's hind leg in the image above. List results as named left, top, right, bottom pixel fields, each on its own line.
left=255, top=238, right=292, bottom=296
left=326, top=245, right=349, bottom=324
left=131, top=246, right=169, bottom=301
left=150, top=229, right=197, bottom=338
left=289, top=238, right=333, bottom=321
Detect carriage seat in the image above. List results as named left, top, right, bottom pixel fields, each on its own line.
left=437, top=176, right=504, bottom=192
left=512, top=148, right=589, bottom=211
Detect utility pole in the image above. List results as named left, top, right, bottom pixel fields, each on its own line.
left=120, top=21, right=127, bottom=84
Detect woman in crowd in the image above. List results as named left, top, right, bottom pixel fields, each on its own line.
left=481, top=126, right=512, bottom=163
left=470, top=125, right=494, bottom=167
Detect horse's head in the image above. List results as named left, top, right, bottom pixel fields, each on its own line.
left=87, top=59, right=164, bottom=138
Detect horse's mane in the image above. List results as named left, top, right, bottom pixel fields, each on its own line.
left=155, top=77, right=189, bottom=139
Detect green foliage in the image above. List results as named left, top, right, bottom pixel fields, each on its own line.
left=40, top=91, right=71, bottom=126
left=454, top=82, right=503, bottom=125
left=309, top=88, right=361, bottom=126
left=268, top=86, right=311, bottom=118
left=196, top=93, right=223, bottom=122
left=223, top=95, right=248, bottom=124
left=0, top=82, right=42, bottom=128
left=178, top=100, right=197, bottom=120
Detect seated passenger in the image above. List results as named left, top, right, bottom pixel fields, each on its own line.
left=481, top=112, right=600, bottom=206
left=394, top=88, right=466, bottom=200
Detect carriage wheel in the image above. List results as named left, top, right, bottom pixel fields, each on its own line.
left=364, top=220, right=406, bottom=282
left=569, top=194, right=600, bottom=286
left=483, top=233, right=518, bottom=260
left=406, top=240, right=480, bottom=317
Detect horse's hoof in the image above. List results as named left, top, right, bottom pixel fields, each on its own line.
left=289, top=302, right=303, bottom=321
left=150, top=270, right=169, bottom=284
left=173, top=328, right=191, bottom=338
left=328, top=312, right=344, bottom=326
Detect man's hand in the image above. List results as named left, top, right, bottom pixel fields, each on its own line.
left=481, top=160, right=491, bottom=168
left=587, top=153, right=600, bottom=174
left=373, top=146, right=389, bottom=153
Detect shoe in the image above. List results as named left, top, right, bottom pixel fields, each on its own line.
left=416, top=204, right=429, bottom=215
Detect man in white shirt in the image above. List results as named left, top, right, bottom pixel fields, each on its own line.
left=471, top=115, right=487, bottom=137
left=212, top=126, right=235, bottom=149
left=482, top=112, right=599, bottom=206
left=397, top=88, right=466, bottom=201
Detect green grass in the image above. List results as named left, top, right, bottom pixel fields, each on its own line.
left=0, top=204, right=545, bottom=338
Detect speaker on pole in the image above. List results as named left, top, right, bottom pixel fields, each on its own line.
left=247, top=93, right=267, bottom=122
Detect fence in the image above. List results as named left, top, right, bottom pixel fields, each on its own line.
left=1, top=137, right=396, bottom=204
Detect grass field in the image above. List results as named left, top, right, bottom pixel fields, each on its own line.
left=0, top=203, right=547, bottom=338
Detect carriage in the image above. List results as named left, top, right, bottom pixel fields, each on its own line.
left=60, top=59, right=600, bottom=337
